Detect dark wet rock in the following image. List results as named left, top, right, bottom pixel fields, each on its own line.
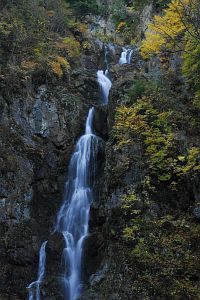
left=89, top=261, right=109, bottom=286
left=193, top=205, right=200, bottom=219
left=42, top=233, right=65, bottom=299
left=83, top=233, right=106, bottom=281
left=0, top=43, right=102, bottom=298
left=46, top=233, right=65, bottom=260
left=93, top=106, right=108, bottom=139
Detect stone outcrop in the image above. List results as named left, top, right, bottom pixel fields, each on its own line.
left=0, top=44, right=103, bottom=298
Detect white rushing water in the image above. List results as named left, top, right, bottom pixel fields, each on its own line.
left=119, top=48, right=133, bottom=65
left=97, top=45, right=112, bottom=105
left=97, top=70, right=112, bottom=105
left=55, top=107, right=99, bottom=300
left=104, top=45, right=109, bottom=70
left=27, top=46, right=112, bottom=300
left=27, top=241, right=48, bottom=300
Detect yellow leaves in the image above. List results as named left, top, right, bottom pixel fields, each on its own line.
left=82, top=41, right=92, bottom=50
left=21, top=60, right=38, bottom=70
left=114, top=105, right=147, bottom=133
left=114, top=138, right=132, bottom=150
left=56, top=56, right=70, bottom=69
left=123, top=226, right=139, bottom=240
left=141, top=32, right=165, bottom=58
left=177, top=147, right=200, bottom=175
left=177, top=155, right=185, bottom=162
left=50, top=61, right=63, bottom=77
left=49, top=56, right=70, bottom=77
left=141, top=0, right=191, bottom=58
left=75, top=22, right=88, bottom=33
left=55, top=36, right=80, bottom=59
left=116, top=22, right=127, bottom=33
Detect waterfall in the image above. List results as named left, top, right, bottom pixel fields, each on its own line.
left=104, top=45, right=109, bottom=70
left=119, top=48, right=133, bottom=65
left=55, top=107, right=100, bottom=300
left=97, top=70, right=112, bottom=105
left=27, top=46, right=111, bottom=300
left=27, top=241, right=48, bottom=300
left=127, top=49, right=133, bottom=64
left=96, top=44, right=112, bottom=105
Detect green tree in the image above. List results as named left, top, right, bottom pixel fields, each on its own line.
left=65, top=0, right=100, bottom=15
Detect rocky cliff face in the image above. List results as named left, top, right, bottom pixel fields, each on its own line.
left=0, top=40, right=106, bottom=298
left=80, top=49, right=200, bottom=300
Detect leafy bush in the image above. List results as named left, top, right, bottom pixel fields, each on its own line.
left=127, top=78, right=157, bottom=101
left=56, top=36, right=81, bottom=59
left=122, top=197, right=200, bottom=299
left=182, top=33, right=200, bottom=91
left=113, top=91, right=200, bottom=187
left=141, top=0, right=190, bottom=58
left=66, top=0, right=100, bottom=15
left=0, top=0, right=88, bottom=87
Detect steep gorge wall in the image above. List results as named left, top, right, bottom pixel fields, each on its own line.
left=0, top=40, right=105, bottom=298
left=82, top=46, right=200, bottom=300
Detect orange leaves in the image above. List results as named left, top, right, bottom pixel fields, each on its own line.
left=116, top=22, right=127, bottom=33
left=49, top=56, right=70, bottom=77
left=49, top=61, right=63, bottom=77
left=21, top=60, right=38, bottom=70
left=47, top=10, right=55, bottom=17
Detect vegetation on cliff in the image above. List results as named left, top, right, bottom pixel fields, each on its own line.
left=0, top=0, right=93, bottom=94
left=141, top=0, right=200, bottom=102
left=102, top=1, right=200, bottom=298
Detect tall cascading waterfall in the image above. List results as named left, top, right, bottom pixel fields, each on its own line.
left=27, top=46, right=112, bottom=300
left=27, top=241, right=48, bottom=300
left=119, top=47, right=133, bottom=65
left=55, top=107, right=100, bottom=300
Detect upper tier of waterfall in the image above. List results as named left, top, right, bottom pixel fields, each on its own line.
left=119, top=48, right=133, bottom=65
left=97, top=70, right=112, bottom=105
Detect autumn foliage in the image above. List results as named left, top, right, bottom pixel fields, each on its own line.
left=141, top=0, right=191, bottom=58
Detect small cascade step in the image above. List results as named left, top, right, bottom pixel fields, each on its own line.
left=119, top=48, right=133, bottom=65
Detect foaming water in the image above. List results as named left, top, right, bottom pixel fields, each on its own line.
left=55, top=107, right=99, bottom=300
left=119, top=48, right=133, bottom=65
left=27, top=241, right=48, bottom=300
left=27, top=45, right=112, bottom=300
left=97, top=70, right=112, bottom=105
